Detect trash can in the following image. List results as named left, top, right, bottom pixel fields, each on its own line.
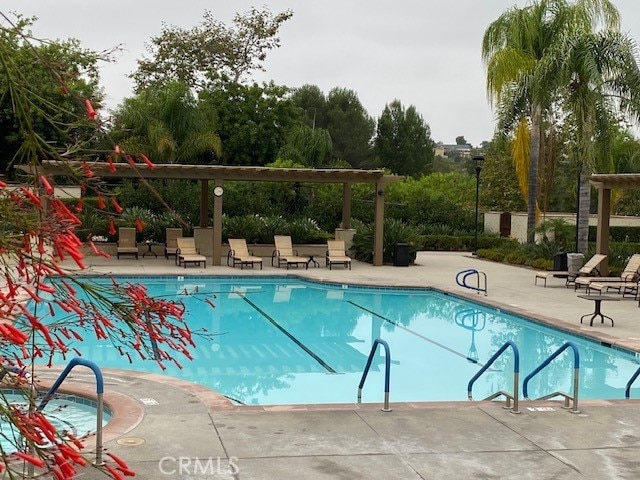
left=393, top=243, right=410, bottom=267
left=567, top=252, right=585, bottom=275
left=553, top=252, right=567, bottom=271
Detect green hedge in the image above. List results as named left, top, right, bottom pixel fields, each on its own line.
left=588, top=226, right=640, bottom=242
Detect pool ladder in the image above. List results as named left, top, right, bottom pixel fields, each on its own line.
left=456, top=269, right=487, bottom=296
left=468, top=340, right=520, bottom=413
left=468, top=341, right=581, bottom=414
left=39, top=358, right=106, bottom=465
left=625, top=366, right=640, bottom=399
left=358, top=339, right=391, bottom=412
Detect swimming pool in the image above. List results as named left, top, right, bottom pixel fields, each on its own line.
left=44, top=276, right=640, bottom=405
left=0, top=390, right=111, bottom=452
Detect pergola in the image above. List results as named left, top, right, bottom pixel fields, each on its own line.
left=27, top=160, right=401, bottom=266
left=589, top=173, right=640, bottom=273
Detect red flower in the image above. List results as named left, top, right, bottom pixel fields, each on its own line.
left=111, top=198, right=123, bottom=213
left=40, top=175, right=55, bottom=195
left=140, top=154, right=156, bottom=169
left=85, top=99, right=97, bottom=119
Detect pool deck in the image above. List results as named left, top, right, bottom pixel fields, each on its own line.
left=61, top=251, right=640, bottom=479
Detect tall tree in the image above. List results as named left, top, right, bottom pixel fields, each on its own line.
left=199, top=80, right=297, bottom=165
left=482, top=0, right=620, bottom=244
left=325, top=87, right=375, bottom=168
left=289, top=84, right=329, bottom=130
left=132, top=7, right=293, bottom=90
left=0, top=15, right=103, bottom=175
left=375, top=100, right=434, bottom=177
left=110, top=81, right=221, bottom=164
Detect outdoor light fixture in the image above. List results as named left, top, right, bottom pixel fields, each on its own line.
left=472, top=154, right=485, bottom=256
left=377, top=189, right=385, bottom=196
left=213, top=186, right=224, bottom=197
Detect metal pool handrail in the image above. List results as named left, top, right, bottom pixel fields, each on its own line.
left=455, top=269, right=487, bottom=296
left=357, top=339, right=391, bottom=412
left=522, top=341, right=581, bottom=414
left=467, top=340, right=520, bottom=413
left=625, top=366, right=640, bottom=399
left=38, top=357, right=105, bottom=465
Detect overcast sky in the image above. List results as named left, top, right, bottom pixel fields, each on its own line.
left=4, top=0, right=640, bottom=146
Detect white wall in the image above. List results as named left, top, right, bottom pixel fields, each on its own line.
left=484, top=211, right=640, bottom=243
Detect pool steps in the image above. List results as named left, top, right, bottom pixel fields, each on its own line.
left=359, top=336, right=586, bottom=415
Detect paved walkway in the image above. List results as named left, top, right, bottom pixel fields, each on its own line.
left=59, top=252, right=640, bottom=479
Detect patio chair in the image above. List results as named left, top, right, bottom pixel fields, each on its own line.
left=326, top=240, right=352, bottom=270
left=272, top=235, right=309, bottom=269
left=116, top=227, right=138, bottom=259
left=574, top=253, right=640, bottom=290
left=585, top=279, right=639, bottom=297
left=164, top=228, right=183, bottom=259
left=534, top=253, right=606, bottom=287
left=176, top=237, right=207, bottom=268
left=227, top=239, right=262, bottom=270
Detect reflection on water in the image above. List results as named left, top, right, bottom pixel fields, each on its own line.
left=45, top=277, right=640, bottom=405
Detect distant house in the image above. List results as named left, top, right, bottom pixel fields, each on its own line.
left=434, top=142, right=472, bottom=158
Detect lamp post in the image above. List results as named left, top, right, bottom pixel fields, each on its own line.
left=472, top=154, right=485, bottom=256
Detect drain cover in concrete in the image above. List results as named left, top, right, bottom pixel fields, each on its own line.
left=117, top=437, right=146, bottom=446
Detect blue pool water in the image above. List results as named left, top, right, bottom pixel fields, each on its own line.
left=43, top=276, right=640, bottom=405
left=0, top=390, right=111, bottom=452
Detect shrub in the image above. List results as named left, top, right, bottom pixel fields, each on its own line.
left=351, top=219, right=420, bottom=264
left=222, top=214, right=264, bottom=243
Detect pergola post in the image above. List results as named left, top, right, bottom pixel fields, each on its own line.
left=373, top=183, right=385, bottom=266
left=199, top=179, right=209, bottom=227
left=595, top=186, right=611, bottom=275
left=342, top=183, right=352, bottom=229
left=212, top=180, right=223, bottom=266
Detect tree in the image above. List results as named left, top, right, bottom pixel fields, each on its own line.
left=551, top=27, right=640, bottom=252
left=132, top=7, right=293, bottom=90
left=199, top=79, right=298, bottom=165
left=289, top=84, right=329, bottom=130
left=455, top=135, right=468, bottom=145
left=277, top=124, right=332, bottom=168
left=110, top=81, right=221, bottom=164
left=375, top=100, right=434, bottom=177
left=0, top=13, right=205, bottom=478
left=325, top=88, right=375, bottom=168
left=482, top=0, right=620, bottom=244
left=0, top=15, right=103, bottom=176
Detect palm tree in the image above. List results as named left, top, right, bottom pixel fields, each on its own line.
left=482, top=0, right=620, bottom=244
left=111, top=81, right=222, bottom=164
left=550, top=28, right=640, bottom=251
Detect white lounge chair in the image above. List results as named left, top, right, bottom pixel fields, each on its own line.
left=227, top=239, right=262, bottom=270
left=116, top=227, right=138, bottom=259
left=326, top=240, right=352, bottom=270
left=164, top=228, right=183, bottom=259
left=535, top=253, right=606, bottom=287
left=176, top=237, right=207, bottom=268
left=272, top=235, right=309, bottom=269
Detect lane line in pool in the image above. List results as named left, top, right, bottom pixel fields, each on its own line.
left=348, top=301, right=496, bottom=369
left=238, top=294, right=337, bottom=373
